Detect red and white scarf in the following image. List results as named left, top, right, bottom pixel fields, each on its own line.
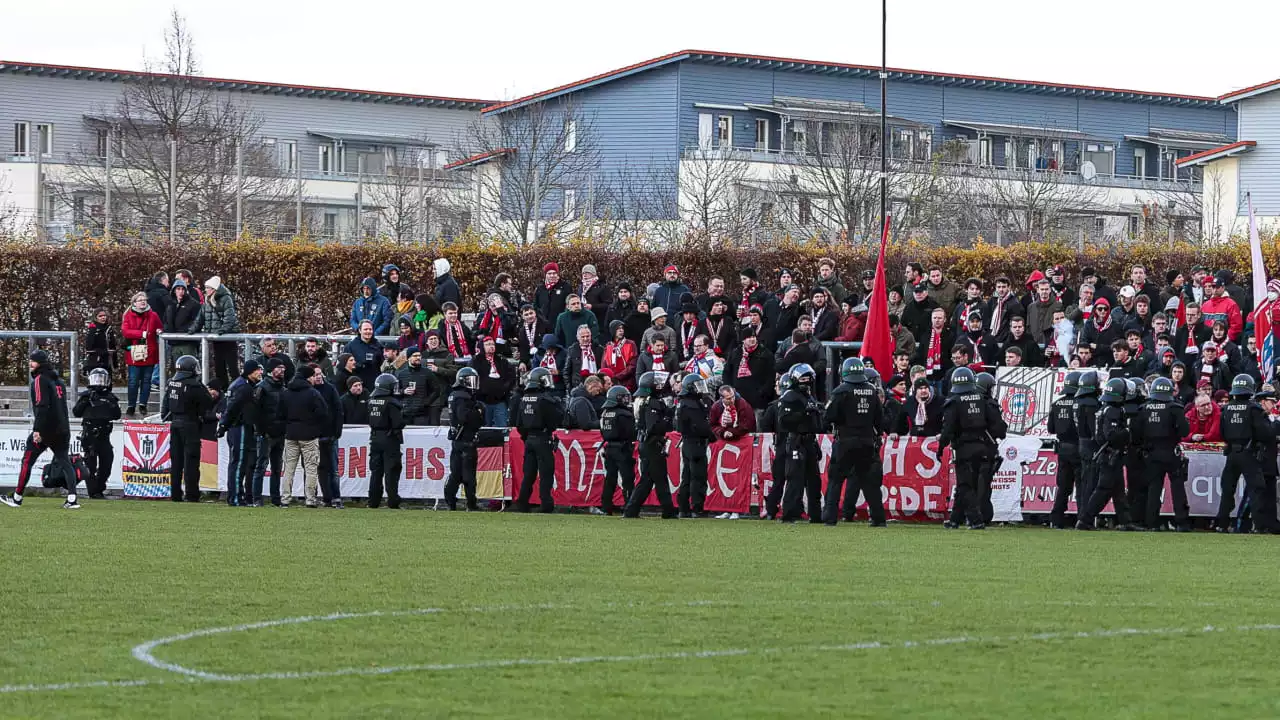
left=650, top=352, right=666, bottom=372
left=681, top=322, right=698, bottom=355
left=720, top=400, right=737, bottom=428
left=737, top=349, right=752, bottom=378
left=989, top=294, right=1011, bottom=333
left=485, top=351, right=500, bottom=378
left=540, top=351, right=559, bottom=373
left=1092, top=310, right=1113, bottom=334
left=444, top=320, right=469, bottom=358
left=925, top=329, right=943, bottom=375
left=478, top=310, right=505, bottom=341
left=545, top=278, right=558, bottom=291
left=1185, top=323, right=1199, bottom=354
left=914, top=397, right=929, bottom=428
left=580, top=346, right=598, bottom=374
left=740, top=284, right=758, bottom=314
left=1200, top=356, right=1217, bottom=382
left=707, top=317, right=727, bottom=354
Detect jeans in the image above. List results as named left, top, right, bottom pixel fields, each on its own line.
left=127, top=365, right=155, bottom=410
left=484, top=402, right=509, bottom=427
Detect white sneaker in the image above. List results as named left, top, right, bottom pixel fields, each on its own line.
left=716, top=512, right=740, bottom=520
left=0, top=494, right=22, bottom=508
left=587, top=507, right=607, bottom=516
left=62, top=499, right=81, bottom=510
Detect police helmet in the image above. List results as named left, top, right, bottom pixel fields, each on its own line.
left=455, top=366, right=479, bottom=390
left=1063, top=371, right=1081, bottom=397
left=604, top=385, right=632, bottom=408
left=680, top=373, right=709, bottom=397
left=87, top=367, right=110, bottom=388
left=790, top=363, right=817, bottom=387
left=526, top=367, right=554, bottom=390
left=635, top=371, right=660, bottom=398
left=949, top=367, right=976, bottom=395
left=175, top=355, right=199, bottom=373
left=1133, top=378, right=1149, bottom=400
left=841, top=357, right=868, bottom=384
left=1099, top=377, right=1127, bottom=403
left=865, top=367, right=881, bottom=389
left=1075, top=370, right=1099, bottom=398
left=1123, top=379, right=1138, bottom=402
left=1148, top=377, right=1175, bottom=402
left=778, top=373, right=795, bottom=393
left=374, top=373, right=399, bottom=394
left=1229, top=373, right=1256, bottom=398
left=975, top=372, right=997, bottom=398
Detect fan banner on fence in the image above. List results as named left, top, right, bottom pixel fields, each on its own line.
left=123, top=422, right=171, bottom=498
left=995, top=367, right=1111, bottom=436
left=0, top=424, right=126, bottom=489
left=988, top=436, right=1044, bottom=522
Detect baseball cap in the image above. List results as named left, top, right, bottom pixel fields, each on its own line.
left=1119, top=286, right=1136, bottom=299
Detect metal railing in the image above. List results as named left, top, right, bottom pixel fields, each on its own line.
left=0, top=331, right=80, bottom=396
left=158, top=332, right=400, bottom=388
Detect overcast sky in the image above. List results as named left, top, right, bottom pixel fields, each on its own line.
left=6, top=0, right=1274, bottom=102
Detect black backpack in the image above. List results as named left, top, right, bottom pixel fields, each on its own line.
left=41, top=454, right=91, bottom=489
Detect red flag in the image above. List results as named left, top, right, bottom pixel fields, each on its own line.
left=860, top=215, right=894, bottom=373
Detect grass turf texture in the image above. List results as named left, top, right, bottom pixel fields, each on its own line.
left=1, top=501, right=1278, bottom=719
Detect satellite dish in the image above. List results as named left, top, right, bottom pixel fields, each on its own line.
left=1080, top=161, right=1097, bottom=181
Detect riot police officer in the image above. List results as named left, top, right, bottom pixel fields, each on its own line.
left=1073, top=370, right=1101, bottom=522
left=446, top=367, right=484, bottom=511
left=161, top=355, right=213, bottom=502
left=823, top=357, right=885, bottom=526
left=1076, top=378, right=1130, bottom=530
left=973, top=371, right=1005, bottom=524
left=1138, top=377, right=1191, bottom=531
left=1215, top=374, right=1279, bottom=533
left=368, top=373, right=406, bottom=509
left=939, top=367, right=1004, bottom=529
left=72, top=367, right=121, bottom=499
left=1046, top=371, right=1081, bottom=529
left=514, top=367, right=565, bottom=513
left=759, top=374, right=792, bottom=520
left=624, top=372, right=677, bottom=519
left=778, top=364, right=823, bottom=524
left=1116, top=379, right=1143, bottom=528
left=599, top=385, right=636, bottom=515
left=1244, top=386, right=1280, bottom=532
left=677, top=374, right=714, bottom=518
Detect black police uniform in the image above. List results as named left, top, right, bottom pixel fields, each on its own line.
left=1135, top=397, right=1190, bottom=529
left=1217, top=398, right=1279, bottom=532
left=221, top=374, right=260, bottom=506
left=1046, top=390, right=1080, bottom=528
left=1242, top=411, right=1280, bottom=532
left=161, top=369, right=213, bottom=502
left=72, top=385, right=121, bottom=498
left=823, top=379, right=885, bottom=525
left=515, top=387, right=564, bottom=512
left=1078, top=401, right=1129, bottom=528
left=1119, top=394, right=1143, bottom=526
left=446, top=385, right=484, bottom=510
left=975, top=391, right=1006, bottom=525
left=939, top=387, right=1004, bottom=527
left=1074, top=390, right=1101, bottom=520
left=677, top=392, right=713, bottom=516
left=367, top=386, right=406, bottom=508
left=600, top=401, right=636, bottom=514
left=625, top=392, right=677, bottom=518
left=760, top=399, right=788, bottom=520
left=777, top=385, right=823, bottom=523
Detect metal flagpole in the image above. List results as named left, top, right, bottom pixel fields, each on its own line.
left=169, top=138, right=177, bottom=243
left=104, top=128, right=113, bottom=239
left=234, top=141, right=243, bottom=239
left=879, top=0, right=888, bottom=242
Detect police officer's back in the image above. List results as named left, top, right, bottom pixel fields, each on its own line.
left=824, top=357, right=883, bottom=445
left=601, top=387, right=637, bottom=444
left=1135, top=377, right=1191, bottom=530
left=161, top=355, right=212, bottom=502
left=448, top=368, right=484, bottom=444
left=73, top=367, right=121, bottom=499
left=939, top=367, right=1001, bottom=528
left=1216, top=374, right=1279, bottom=532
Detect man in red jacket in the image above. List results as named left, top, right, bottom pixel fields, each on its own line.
left=1185, top=393, right=1222, bottom=442
left=710, top=384, right=757, bottom=441
left=1200, top=276, right=1243, bottom=341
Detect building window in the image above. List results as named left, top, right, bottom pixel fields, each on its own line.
left=1093, top=217, right=1106, bottom=235
left=563, top=189, right=577, bottom=220
left=1133, top=148, right=1146, bottom=178
left=916, top=130, right=932, bottom=160
left=13, top=122, right=29, bottom=156
left=1161, top=150, right=1178, bottom=180
left=797, top=197, right=812, bottom=225
left=1083, top=144, right=1115, bottom=177
left=565, top=120, right=577, bottom=153
left=1128, top=215, right=1140, bottom=237
left=36, top=124, right=53, bottom=155
left=791, top=121, right=807, bottom=154
left=95, top=129, right=110, bottom=159
left=383, top=147, right=399, bottom=173
left=979, top=137, right=992, bottom=166
left=717, top=115, right=733, bottom=148
left=755, top=119, right=769, bottom=152
left=319, top=145, right=332, bottom=174
left=760, top=201, right=774, bottom=226
left=323, top=212, right=337, bottom=238
left=698, top=113, right=713, bottom=150
left=279, top=141, right=296, bottom=173
left=891, top=128, right=912, bottom=159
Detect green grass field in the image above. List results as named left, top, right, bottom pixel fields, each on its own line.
left=2, top=500, right=1278, bottom=719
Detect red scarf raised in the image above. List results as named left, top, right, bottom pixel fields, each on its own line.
left=478, top=310, right=504, bottom=340
left=925, top=329, right=943, bottom=375
left=445, top=320, right=469, bottom=358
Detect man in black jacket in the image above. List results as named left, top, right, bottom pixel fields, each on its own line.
left=396, top=347, right=439, bottom=426
left=901, top=283, right=940, bottom=343
left=514, top=367, right=565, bottom=513
left=808, top=288, right=840, bottom=342
left=763, top=285, right=802, bottom=352
left=723, top=330, right=776, bottom=416
left=341, top=377, right=370, bottom=425
left=533, top=262, right=572, bottom=327
left=219, top=360, right=262, bottom=507
left=446, top=367, right=484, bottom=511
left=5, top=352, right=78, bottom=509
left=676, top=374, right=714, bottom=518
left=778, top=364, right=823, bottom=523
left=599, top=386, right=635, bottom=515
left=823, top=358, right=885, bottom=526
left=567, top=376, right=606, bottom=430
left=162, top=354, right=214, bottom=503
left=368, top=373, right=407, bottom=509
left=578, top=264, right=612, bottom=329
left=280, top=366, right=327, bottom=507
left=73, top=367, right=121, bottom=499
left=251, top=359, right=288, bottom=507
left=624, top=372, right=677, bottom=518
left=515, top=304, right=551, bottom=373
left=308, top=364, right=345, bottom=509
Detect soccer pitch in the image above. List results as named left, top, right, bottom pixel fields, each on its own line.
left=1, top=501, right=1277, bottom=718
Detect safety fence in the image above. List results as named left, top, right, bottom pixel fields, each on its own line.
left=0, top=420, right=1249, bottom=521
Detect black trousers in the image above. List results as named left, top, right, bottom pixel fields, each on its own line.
left=169, top=421, right=202, bottom=502
left=1124, top=449, right=1148, bottom=526
left=764, top=435, right=788, bottom=518
left=15, top=432, right=75, bottom=497
left=1076, top=447, right=1097, bottom=522
left=1216, top=450, right=1277, bottom=531
left=227, top=426, right=257, bottom=505
left=1240, top=475, right=1279, bottom=533
left=211, top=341, right=240, bottom=388
left=781, top=437, right=821, bottom=522
left=952, top=444, right=986, bottom=526
left=81, top=426, right=113, bottom=497
left=626, top=444, right=675, bottom=518
left=678, top=439, right=709, bottom=514
left=369, top=432, right=403, bottom=509
left=602, top=441, right=635, bottom=513
left=824, top=437, right=884, bottom=525
left=1144, top=449, right=1188, bottom=529
left=1080, top=450, right=1125, bottom=527
left=446, top=440, right=478, bottom=509
left=1049, top=446, right=1080, bottom=526
left=516, top=433, right=555, bottom=512
left=318, top=439, right=340, bottom=504
left=252, top=435, right=284, bottom=505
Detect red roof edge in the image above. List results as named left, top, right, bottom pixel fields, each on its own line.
left=443, top=147, right=515, bottom=171
left=482, top=51, right=689, bottom=114
left=1175, top=140, right=1256, bottom=166
left=1219, top=78, right=1280, bottom=102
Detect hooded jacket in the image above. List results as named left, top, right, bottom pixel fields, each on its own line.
left=30, top=362, right=70, bottom=438
left=651, top=279, right=693, bottom=317
left=313, top=377, right=344, bottom=440
left=378, top=264, right=411, bottom=303
left=1201, top=293, right=1243, bottom=341
left=163, top=280, right=204, bottom=335
left=433, top=259, right=462, bottom=310
left=281, top=375, right=328, bottom=441
left=350, top=278, right=393, bottom=335
left=202, top=278, right=240, bottom=335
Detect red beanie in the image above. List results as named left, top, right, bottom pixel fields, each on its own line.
left=543, top=262, right=559, bottom=274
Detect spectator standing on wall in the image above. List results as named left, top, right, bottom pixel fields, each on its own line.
left=534, top=262, right=571, bottom=327
left=202, top=276, right=242, bottom=387
left=144, top=272, right=171, bottom=321
left=350, top=277, right=392, bottom=336
left=433, top=259, right=461, bottom=310
left=121, top=292, right=163, bottom=417
left=439, top=302, right=473, bottom=360
left=83, top=307, right=119, bottom=376
left=162, top=278, right=203, bottom=363
left=651, top=264, right=692, bottom=318
left=471, top=336, right=517, bottom=426
left=579, top=264, right=612, bottom=329
left=379, top=264, right=411, bottom=303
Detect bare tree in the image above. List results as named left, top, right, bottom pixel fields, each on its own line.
left=0, top=170, right=26, bottom=238
left=677, top=148, right=763, bottom=245
left=787, top=123, right=888, bottom=244
left=456, top=100, right=600, bottom=244
left=51, top=11, right=290, bottom=239
left=952, top=166, right=1107, bottom=242
left=362, top=146, right=467, bottom=243
left=1194, top=164, right=1241, bottom=243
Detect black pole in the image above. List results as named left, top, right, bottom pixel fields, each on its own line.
left=879, top=0, right=888, bottom=239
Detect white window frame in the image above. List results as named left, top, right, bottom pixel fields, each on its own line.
left=318, top=144, right=332, bottom=174
left=717, top=115, right=733, bottom=148
left=797, top=196, right=812, bottom=225
left=383, top=146, right=399, bottom=172
left=1133, top=147, right=1146, bottom=178
left=563, top=189, right=577, bottom=220
left=978, top=137, right=992, bottom=166
left=697, top=113, right=713, bottom=150
left=95, top=128, right=110, bottom=159
left=792, top=120, right=808, bottom=154
left=916, top=129, right=932, bottom=161
left=565, top=120, right=577, bottom=153
left=279, top=140, right=297, bottom=173
left=755, top=118, right=769, bottom=152
left=13, top=122, right=29, bottom=156
left=36, top=123, right=53, bottom=155
left=1004, top=138, right=1015, bottom=168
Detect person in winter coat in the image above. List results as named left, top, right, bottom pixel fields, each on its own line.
left=389, top=287, right=418, bottom=331
left=344, top=321, right=384, bottom=391
left=305, top=365, right=346, bottom=507
left=121, top=292, right=163, bottom=416
left=1079, top=297, right=1121, bottom=367
left=1185, top=393, right=1222, bottom=442
left=251, top=336, right=296, bottom=384
left=412, top=294, right=443, bottom=335
left=396, top=317, right=425, bottom=353
left=650, top=264, right=693, bottom=318
left=902, top=379, right=943, bottom=437
left=1025, top=278, right=1063, bottom=341
left=565, top=375, right=607, bottom=430
left=813, top=258, right=848, bottom=312
left=723, top=330, right=776, bottom=412
left=606, top=283, right=637, bottom=330
left=144, top=272, right=171, bottom=319
left=199, top=276, right=241, bottom=387
left=641, top=307, right=678, bottom=354
left=601, top=321, right=638, bottom=390
left=622, top=295, right=652, bottom=346
left=950, top=279, right=987, bottom=335
left=470, top=336, right=517, bottom=426
left=836, top=300, right=867, bottom=343
left=984, top=276, right=1024, bottom=345
left=432, top=258, right=462, bottom=310
left=673, top=298, right=709, bottom=362
left=1191, top=341, right=1232, bottom=393
left=683, top=335, right=725, bottom=382
left=808, top=288, right=840, bottom=342
left=473, top=292, right=517, bottom=357
left=420, top=331, right=457, bottom=423
left=889, top=314, right=917, bottom=358
left=553, top=294, right=601, bottom=349
left=515, top=304, right=551, bottom=373
left=578, top=264, right=612, bottom=329
left=341, top=377, right=370, bottom=425
left=83, top=308, right=120, bottom=375
left=162, top=278, right=203, bottom=364
left=764, top=285, right=803, bottom=351
left=1, top=350, right=77, bottom=508
left=379, top=264, right=411, bottom=303
left=710, top=384, right=756, bottom=440
left=925, top=268, right=962, bottom=316
left=438, top=302, right=473, bottom=359
left=395, top=346, right=442, bottom=425
left=636, top=336, right=679, bottom=381
left=1200, top=277, right=1243, bottom=341
left=703, top=297, right=738, bottom=357
left=279, top=365, right=328, bottom=506
left=350, top=277, right=393, bottom=335
left=335, top=353, right=357, bottom=390
left=563, top=325, right=605, bottom=393
left=534, top=262, right=572, bottom=326
left=295, top=337, right=334, bottom=380
left=491, top=272, right=528, bottom=313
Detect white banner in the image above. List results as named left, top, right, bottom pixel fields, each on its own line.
left=990, top=436, right=1045, bottom=522
left=0, top=424, right=126, bottom=489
